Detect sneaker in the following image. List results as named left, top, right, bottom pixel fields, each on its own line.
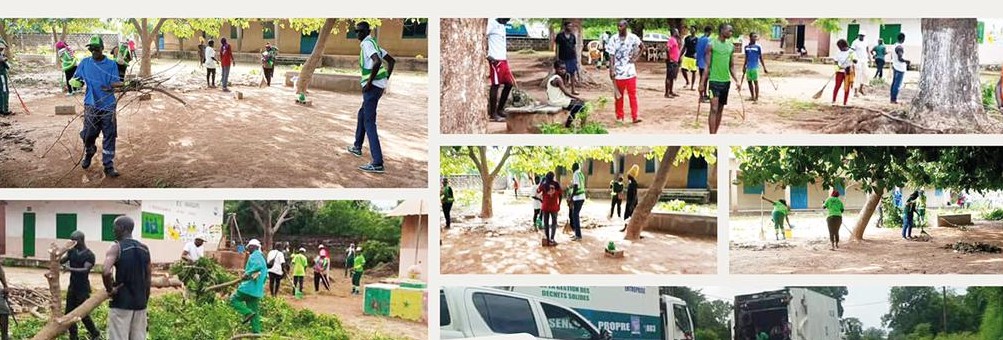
left=358, top=164, right=385, bottom=173
left=346, top=146, right=363, bottom=157
left=81, top=153, right=95, bottom=169
left=632, top=119, right=642, bottom=124
left=104, top=167, right=120, bottom=178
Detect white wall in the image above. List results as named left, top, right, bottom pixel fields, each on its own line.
left=977, top=18, right=1003, bottom=66
left=4, top=200, right=223, bottom=263
left=828, top=19, right=923, bottom=65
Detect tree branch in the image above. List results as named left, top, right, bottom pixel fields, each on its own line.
left=490, top=146, right=513, bottom=178
left=466, top=146, right=484, bottom=173
left=270, top=205, right=294, bottom=233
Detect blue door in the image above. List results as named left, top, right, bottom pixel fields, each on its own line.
left=686, top=157, right=708, bottom=189
left=790, top=185, right=809, bottom=209
left=300, top=31, right=319, bottom=54
left=158, top=34, right=165, bottom=50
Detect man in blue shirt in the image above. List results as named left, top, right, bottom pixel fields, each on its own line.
left=743, top=32, right=768, bottom=102
left=72, top=35, right=124, bottom=177
left=230, top=239, right=268, bottom=334
left=695, top=26, right=712, bottom=102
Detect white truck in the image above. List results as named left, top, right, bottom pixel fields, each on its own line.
left=733, top=288, right=842, bottom=340
left=440, top=286, right=609, bottom=340
left=504, top=286, right=695, bottom=340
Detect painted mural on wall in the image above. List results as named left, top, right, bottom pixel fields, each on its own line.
left=141, top=211, right=165, bottom=240
left=141, top=201, right=225, bottom=245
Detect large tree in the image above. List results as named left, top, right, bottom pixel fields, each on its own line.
left=245, top=200, right=301, bottom=252
left=441, top=146, right=513, bottom=218
left=906, top=19, right=988, bottom=132
left=735, top=146, right=1003, bottom=241
left=440, top=18, right=488, bottom=134
left=623, top=146, right=717, bottom=240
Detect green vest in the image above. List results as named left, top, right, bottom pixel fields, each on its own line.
left=360, top=37, right=389, bottom=85
left=573, top=171, right=586, bottom=196
left=59, top=49, right=77, bottom=71
left=353, top=254, right=366, bottom=273
left=116, top=44, right=132, bottom=64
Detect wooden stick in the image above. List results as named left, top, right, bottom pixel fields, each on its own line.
left=205, top=277, right=243, bottom=292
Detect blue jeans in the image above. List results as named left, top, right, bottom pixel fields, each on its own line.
left=80, top=106, right=117, bottom=168
left=902, top=214, right=914, bottom=238
left=891, top=70, right=905, bottom=103
left=571, top=200, right=585, bottom=238
left=354, top=86, right=384, bottom=166
left=220, top=66, right=231, bottom=89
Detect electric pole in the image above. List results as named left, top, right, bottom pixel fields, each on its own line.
left=942, top=286, right=948, bottom=334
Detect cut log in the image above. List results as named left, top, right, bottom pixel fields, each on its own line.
left=54, top=105, right=75, bottom=115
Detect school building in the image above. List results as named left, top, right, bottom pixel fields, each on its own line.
left=0, top=200, right=224, bottom=264
left=159, top=19, right=427, bottom=58
left=728, top=157, right=954, bottom=212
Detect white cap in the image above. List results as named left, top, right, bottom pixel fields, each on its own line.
left=319, top=245, right=325, bottom=248
left=356, top=246, right=362, bottom=251
left=247, top=239, right=261, bottom=247
left=299, top=247, right=306, bottom=252
left=858, top=31, right=867, bottom=36
left=195, top=234, right=206, bottom=241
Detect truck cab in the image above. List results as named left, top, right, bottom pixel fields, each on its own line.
left=660, top=295, right=695, bottom=340
left=441, top=287, right=608, bottom=340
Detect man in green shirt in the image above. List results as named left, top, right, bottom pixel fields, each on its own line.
left=0, top=39, right=10, bottom=116
left=823, top=190, right=845, bottom=250
left=700, top=24, right=740, bottom=134
left=290, top=247, right=308, bottom=294
left=441, top=178, right=455, bottom=229
left=917, top=190, right=927, bottom=226
left=230, top=239, right=268, bottom=334
left=351, top=246, right=366, bottom=295
left=761, top=195, right=791, bottom=241
left=871, top=39, right=887, bottom=79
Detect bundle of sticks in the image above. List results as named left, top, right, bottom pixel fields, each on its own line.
left=5, top=286, right=51, bottom=318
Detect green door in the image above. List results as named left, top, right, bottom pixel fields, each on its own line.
left=22, top=213, right=35, bottom=257
left=879, top=24, right=902, bottom=45
left=846, top=24, right=860, bottom=43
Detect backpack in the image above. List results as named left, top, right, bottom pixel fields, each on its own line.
left=266, top=251, right=276, bottom=268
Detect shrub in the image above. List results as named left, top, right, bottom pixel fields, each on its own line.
left=694, top=329, right=721, bottom=340
left=981, top=82, right=999, bottom=112
left=360, top=240, right=398, bottom=269
left=981, top=208, right=1003, bottom=221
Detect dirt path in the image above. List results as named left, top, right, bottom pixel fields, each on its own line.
left=280, top=274, right=427, bottom=340
left=0, top=60, right=428, bottom=188
left=487, top=53, right=925, bottom=134
left=440, top=194, right=717, bottom=274
left=729, top=213, right=1003, bottom=274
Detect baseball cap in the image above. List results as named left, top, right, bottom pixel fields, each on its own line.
left=86, top=35, right=104, bottom=48
left=247, top=239, right=261, bottom=247
left=195, top=234, right=206, bottom=241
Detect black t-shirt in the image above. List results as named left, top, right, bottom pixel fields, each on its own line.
left=110, top=238, right=151, bottom=310
left=683, top=35, right=699, bottom=58
left=627, top=179, right=639, bottom=199
left=67, top=248, right=95, bottom=295
left=555, top=32, right=578, bottom=61
left=611, top=181, right=624, bottom=193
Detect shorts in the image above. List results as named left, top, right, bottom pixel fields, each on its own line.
left=681, top=57, right=697, bottom=71
left=563, top=59, right=579, bottom=76
left=108, top=308, right=148, bottom=340
left=489, top=60, right=516, bottom=86
left=746, top=68, right=760, bottom=81
left=708, top=81, right=731, bottom=105
left=666, top=61, right=680, bottom=80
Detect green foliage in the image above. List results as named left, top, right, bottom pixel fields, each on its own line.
left=980, top=208, right=1003, bottom=221
left=169, top=257, right=238, bottom=304
left=883, top=287, right=992, bottom=338
left=454, top=189, right=482, bottom=208
left=660, top=287, right=732, bottom=340
left=360, top=240, right=397, bottom=269
left=540, top=99, right=610, bottom=135
left=981, top=82, right=998, bottom=112
left=656, top=200, right=699, bottom=213
left=845, top=317, right=865, bottom=340
left=225, top=201, right=401, bottom=245
left=980, top=289, right=1003, bottom=340
left=882, top=194, right=904, bottom=228
left=813, top=19, right=844, bottom=33
left=863, top=327, right=887, bottom=340
left=694, top=329, right=721, bottom=340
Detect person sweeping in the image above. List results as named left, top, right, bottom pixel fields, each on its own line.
left=230, top=239, right=268, bottom=334
left=822, top=190, right=845, bottom=250
left=761, top=195, right=791, bottom=241
left=290, top=247, right=308, bottom=297
left=832, top=39, right=856, bottom=106
left=351, top=246, right=366, bottom=295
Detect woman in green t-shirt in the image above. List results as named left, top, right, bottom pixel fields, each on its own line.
left=822, top=190, right=845, bottom=250
left=761, top=195, right=791, bottom=240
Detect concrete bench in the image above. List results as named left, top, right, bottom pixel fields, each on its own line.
left=659, top=189, right=711, bottom=204
left=504, top=105, right=569, bottom=134
left=647, top=212, right=717, bottom=237
left=937, top=213, right=973, bottom=228
left=284, top=72, right=362, bottom=93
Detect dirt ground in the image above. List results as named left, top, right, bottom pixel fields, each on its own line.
left=0, top=59, right=428, bottom=188
left=487, top=52, right=927, bottom=134
left=440, top=193, right=717, bottom=274
left=729, top=212, right=1003, bottom=274
left=4, top=267, right=427, bottom=339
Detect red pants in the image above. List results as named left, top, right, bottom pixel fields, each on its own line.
left=832, top=71, right=852, bottom=105
left=615, top=77, right=639, bottom=120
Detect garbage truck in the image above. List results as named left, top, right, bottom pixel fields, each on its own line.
left=440, top=286, right=608, bottom=340
left=733, top=288, right=842, bottom=340
left=504, top=286, right=695, bottom=340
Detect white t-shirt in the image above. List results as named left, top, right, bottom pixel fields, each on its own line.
left=204, top=46, right=217, bottom=69
left=183, top=242, right=204, bottom=262
left=609, top=33, right=641, bottom=80
left=851, top=39, right=869, bottom=63
left=892, top=43, right=908, bottom=72
left=572, top=169, right=586, bottom=201
left=532, top=183, right=543, bottom=209
left=361, top=37, right=390, bottom=89
left=834, top=50, right=855, bottom=70
left=267, top=249, right=286, bottom=275
left=487, top=19, right=508, bottom=61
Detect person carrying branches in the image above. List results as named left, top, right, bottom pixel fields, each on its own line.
left=761, top=195, right=792, bottom=241
left=230, top=239, right=268, bottom=334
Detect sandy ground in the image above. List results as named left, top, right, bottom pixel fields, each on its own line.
left=486, top=53, right=924, bottom=134
left=729, top=212, right=1003, bottom=274
left=440, top=193, right=717, bottom=274
left=5, top=267, right=427, bottom=339
left=0, top=59, right=428, bottom=188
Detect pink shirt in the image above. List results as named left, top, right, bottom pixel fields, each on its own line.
left=667, top=37, right=681, bottom=62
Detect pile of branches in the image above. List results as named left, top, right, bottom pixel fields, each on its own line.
left=168, top=257, right=238, bottom=304
left=115, top=73, right=188, bottom=110
left=943, top=241, right=1002, bottom=254
left=5, top=286, right=49, bottom=318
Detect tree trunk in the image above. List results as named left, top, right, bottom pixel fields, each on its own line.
left=905, top=18, right=988, bottom=133
left=466, top=146, right=512, bottom=218
left=295, top=18, right=336, bottom=95
left=45, top=241, right=76, bottom=319
left=625, top=146, right=681, bottom=240
left=440, top=18, right=488, bottom=134
left=132, top=18, right=167, bottom=77
left=480, top=172, right=494, bottom=218
left=0, top=21, right=11, bottom=59
left=51, top=27, right=59, bottom=65
left=667, top=19, right=683, bottom=32
left=851, top=188, right=884, bottom=241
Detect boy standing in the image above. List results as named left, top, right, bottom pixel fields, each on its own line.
left=701, top=24, right=740, bottom=134
left=743, top=33, right=768, bottom=102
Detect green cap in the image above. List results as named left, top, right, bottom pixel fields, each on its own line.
left=87, top=35, right=104, bottom=48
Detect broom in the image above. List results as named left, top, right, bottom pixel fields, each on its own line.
left=812, top=73, right=835, bottom=100
left=759, top=191, right=766, bottom=241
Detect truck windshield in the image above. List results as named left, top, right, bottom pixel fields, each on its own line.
left=541, top=302, right=599, bottom=339
left=673, top=305, right=693, bottom=333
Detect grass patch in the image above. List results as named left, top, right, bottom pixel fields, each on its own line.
left=540, top=97, right=610, bottom=134
left=776, top=99, right=822, bottom=117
